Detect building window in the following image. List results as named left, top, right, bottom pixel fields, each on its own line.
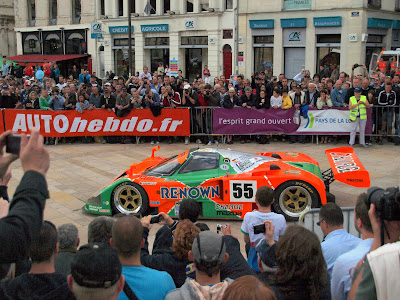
left=150, top=0, right=156, bottom=14
left=114, top=38, right=136, bottom=46
left=50, top=0, right=57, bottom=25
left=28, top=0, right=36, bottom=27
left=254, top=36, right=274, bottom=44
left=200, top=0, right=209, bottom=11
left=186, top=0, right=194, bottom=12
left=164, top=0, right=170, bottom=13
left=254, top=36, right=274, bottom=74
left=66, top=31, right=86, bottom=54
left=130, top=0, right=136, bottom=13
left=367, top=34, right=383, bottom=43
left=223, top=30, right=233, bottom=39
left=226, top=0, right=233, bottom=9
left=367, top=0, right=381, bottom=8
left=396, top=0, right=400, bottom=11
left=100, top=0, right=105, bottom=15
left=316, top=34, right=341, bottom=44
left=23, top=32, right=41, bottom=54
left=145, top=37, right=169, bottom=46
left=43, top=32, right=63, bottom=55
left=181, top=36, right=208, bottom=45
left=73, top=0, right=81, bottom=24
left=118, top=0, right=123, bottom=16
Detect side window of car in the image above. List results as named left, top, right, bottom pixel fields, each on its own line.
left=179, top=152, right=220, bottom=174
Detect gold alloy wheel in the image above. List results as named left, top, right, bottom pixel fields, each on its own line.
left=278, top=186, right=312, bottom=218
left=113, top=184, right=143, bottom=214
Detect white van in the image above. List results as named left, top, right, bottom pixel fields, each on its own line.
left=369, top=49, right=400, bottom=76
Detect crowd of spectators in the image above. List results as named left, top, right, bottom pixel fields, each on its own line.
left=0, top=129, right=399, bottom=300
left=1, top=58, right=400, bottom=145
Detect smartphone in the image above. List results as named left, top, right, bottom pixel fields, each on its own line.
left=6, top=134, right=28, bottom=155
left=149, top=214, right=163, bottom=224
left=216, top=224, right=227, bottom=234
left=253, top=223, right=266, bottom=234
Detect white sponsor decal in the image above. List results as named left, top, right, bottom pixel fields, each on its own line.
left=140, top=182, right=157, bottom=185
left=229, top=180, right=257, bottom=202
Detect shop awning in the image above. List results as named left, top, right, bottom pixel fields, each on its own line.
left=4, top=54, right=88, bottom=63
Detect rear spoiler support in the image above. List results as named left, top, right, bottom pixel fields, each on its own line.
left=322, top=168, right=335, bottom=192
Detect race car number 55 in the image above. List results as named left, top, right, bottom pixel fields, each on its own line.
left=229, top=181, right=257, bottom=202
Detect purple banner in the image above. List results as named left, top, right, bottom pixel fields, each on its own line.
left=213, top=107, right=372, bottom=135
left=213, top=107, right=299, bottom=134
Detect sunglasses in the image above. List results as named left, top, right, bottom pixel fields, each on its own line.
left=317, top=220, right=324, bottom=226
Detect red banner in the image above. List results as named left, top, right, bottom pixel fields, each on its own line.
left=3, top=108, right=190, bottom=137
left=0, top=109, right=5, bottom=134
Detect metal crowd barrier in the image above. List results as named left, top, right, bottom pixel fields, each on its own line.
left=298, top=207, right=361, bottom=242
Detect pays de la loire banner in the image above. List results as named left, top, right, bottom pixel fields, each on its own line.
left=3, top=108, right=190, bottom=137
left=212, top=108, right=372, bottom=135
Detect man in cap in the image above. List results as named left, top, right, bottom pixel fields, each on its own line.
left=165, top=231, right=232, bottom=300
left=0, top=84, right=17, bottom=108
left=115, top=86, right=132, bottom=117
left=68, top=243, right=125, bottom=300
left=349, top=87, right=372, bottom=147
left=100, top=87, right=116, bottom=112
left=289, top=83, right=308, bottom=144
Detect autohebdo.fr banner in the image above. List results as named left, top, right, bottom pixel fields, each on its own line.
left=3, top=108, right=190, bottom=137
left=213, top=107, right=372, bottom=135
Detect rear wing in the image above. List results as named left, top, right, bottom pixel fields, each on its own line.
left=325, top=147, right=370, bottom=188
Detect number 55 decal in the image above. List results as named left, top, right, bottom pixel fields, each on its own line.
left=229, top=181, right=257, bottom=202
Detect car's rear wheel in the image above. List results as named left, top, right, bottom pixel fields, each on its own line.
left=111, top=182, right=149, bottom=215
left=273, top=180, right=320, bottom=221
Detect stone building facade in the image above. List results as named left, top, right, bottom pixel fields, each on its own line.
left=0, top=0, right=16, bottom=57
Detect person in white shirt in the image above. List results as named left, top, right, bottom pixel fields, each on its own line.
left=241, top=186, right=286, bottom=272
left=270, top=88, right=282, bottom=109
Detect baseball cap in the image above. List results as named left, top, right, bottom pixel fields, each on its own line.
left=70, top=243, right=122, bottom=289
left=121, top=87, right=127, bottom=91
left=113, top=76, right=119, bottom=80
left=255, top=239, right=277, bottom=270
left=24, top=80, right=31, bottom=86
left=192, top=231, right=226, bottom=264
left=354, top=87, right=362, bottom=93
left=104, top=82, right=111, bottom=86
left=2, top=84, right=8, bottom=89
left=184, top=84, right=191, bottom=90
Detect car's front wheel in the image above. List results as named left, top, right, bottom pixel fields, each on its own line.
left=111, top=182, right=149, bottom=215
left=272, top=180, right=320, bottom=221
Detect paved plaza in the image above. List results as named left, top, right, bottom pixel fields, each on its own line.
left=7, top=140, right=400, bottom=250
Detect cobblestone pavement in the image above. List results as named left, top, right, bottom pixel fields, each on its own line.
left=7, top=139, right=400, bottom=252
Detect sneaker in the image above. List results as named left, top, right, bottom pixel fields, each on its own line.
left=214, top=140, right=219, bottom=145
left=185, top=137, right=189, bottom=145
left=156, top=141, right=160, bottom=144
left=207, top=141, right=212, bottom=146
left=196, top=139, right=202, bottom=144
left=349, top=143, right=354, bottom=147
left=361, top=144, right=369, bottom=148
left=150, top=141, right=155, bottom=145
left=240, top=140, right=245, bottom=144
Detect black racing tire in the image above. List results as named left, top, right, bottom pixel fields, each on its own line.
left=111, top=182, right=149, bottom=215
left=272, top=180, right=320, bottom=221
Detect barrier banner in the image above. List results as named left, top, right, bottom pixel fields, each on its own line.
left=213, top=107, right=299, bottom=134
left=4, top=108, right=190, bottom=137
left=213, top=107, right=372, bottom=135
left=296, top=108, right=372, bottom=134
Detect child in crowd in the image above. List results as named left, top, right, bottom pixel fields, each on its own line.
left=270, top=88, right=282, bottom=109
left=241, top=186, right=287, bottom=272
left=24, top=91, right=39, bottom=109
left=281, top=88, right=292, bottom=109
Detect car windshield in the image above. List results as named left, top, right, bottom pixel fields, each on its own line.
left=144, top=156, right=182, bottom=177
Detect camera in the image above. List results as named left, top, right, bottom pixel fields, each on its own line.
left=143, top=81, right=147, bottom=85
left=147, top=95, right=152, bottom=100
left=217, top=224, right=227, bottom=234
left=205, top=90, right=211, bottom=96
left=6, top=134, right=30, bottom=155
left=184, top=89, right=189, bottom=94
left=149, top=214, right=163, bottom=224
left=366, top=187, right=400, bottom=221
left=353, top=63, right=359, bottom=70
left=253, top=223, right=266, bottom=234
left=168, top=91, right=173, bottom=97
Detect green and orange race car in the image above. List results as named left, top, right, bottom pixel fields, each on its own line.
left=84, top=146, right=370, bottom=220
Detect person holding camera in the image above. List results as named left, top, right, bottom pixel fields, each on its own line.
left=48, top=87, right=65, bottom=111
left=241, top=186, right=286, bottom=272
left=182, top=84, right=199, bottom=144
left=349, top=187, right=400, bottom=300
left=165, top=85, right=181, bottom=108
